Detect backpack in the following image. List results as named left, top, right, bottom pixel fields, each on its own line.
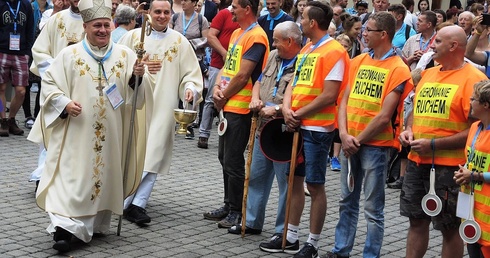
left=405, top=25, right=412, bottom=41
left=361, top=12, right=371, bottom=25
left=171, top=13, right=203, bottom=38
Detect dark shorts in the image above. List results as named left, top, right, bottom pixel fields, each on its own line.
left=400, top=160, right=461, bottom=231
left=0, top=53, right=29, bottom=86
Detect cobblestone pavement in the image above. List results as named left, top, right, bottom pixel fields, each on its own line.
left=1, top=93, right=467, bottom=257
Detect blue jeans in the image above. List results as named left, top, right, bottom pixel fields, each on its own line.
left=332, top=145, right=390, bottom=258
left=294, top=129, right=333, bottom=184
left=198, top=66, right=220, bottom=139
left=246, top=135, right=288, bottom=232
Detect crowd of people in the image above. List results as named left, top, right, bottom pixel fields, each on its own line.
left=2, top=0, right=490, bottom=257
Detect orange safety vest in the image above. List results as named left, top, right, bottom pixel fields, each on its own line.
left=408, top=64, right=487, bottom=166
left=463, top=122, right=490, bottom=247
left=221, top=25, right=269, bottom=114
left=291, top=39, right=349, bottom=127
left=346, top=53, right=412, bottom=147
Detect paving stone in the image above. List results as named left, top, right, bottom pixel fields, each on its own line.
left=0, top=92, right=470, bottom=257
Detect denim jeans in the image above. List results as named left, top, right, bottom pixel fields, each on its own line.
left=198, top=66, right=220, bottom=139
left=294, top=129, right=333, bottom=184
left=246, top=135, right=288, bottom=232
left=332, top=145, right=390, bottom=258
left=218, top=112, right=252, bottom=212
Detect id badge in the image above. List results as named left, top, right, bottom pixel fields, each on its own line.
left=456, top=191, right=471, bottom=220
left=220, top=75, right=230, bottom=90
left=9, top=33, right=20, bottom=51
left=105, top=84, right=124, bottom=110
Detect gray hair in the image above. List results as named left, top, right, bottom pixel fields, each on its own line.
left=274, top=21, right=303, bottom=46
left=115, top=4, right=137, bottom=25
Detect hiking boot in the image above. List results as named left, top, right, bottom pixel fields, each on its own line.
left=8, top=118, right=24, bottom=135
left=259, top=233, right=300, bottom=254
left=197, top=137, right=208, bottom=149
left=217, top=211, right=240, bottom=228
left=228, top=224, right=262, bottom=235
left=387, top=177, right=403, bottom=189
left=123, top=204, right=151, bottom=225
left=0, top=118, right=8, bottom=137
left=330, top=157, right=341, bottom=171
left=294, top=242, right=318, bottom=258
left=203, top=205, right=229, bottom=221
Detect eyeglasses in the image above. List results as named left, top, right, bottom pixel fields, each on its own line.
left=365, top=28, right=384, bottom=32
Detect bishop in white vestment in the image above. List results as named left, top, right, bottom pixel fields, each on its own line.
left=28, top=0, right=146, bottom=252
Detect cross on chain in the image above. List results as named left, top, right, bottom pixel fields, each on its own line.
left=96, top=78, right=104, bottom=96
left=96, top=61, right=104, bottom=96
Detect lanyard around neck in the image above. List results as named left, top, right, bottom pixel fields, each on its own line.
left=419, top=32, right=435, bottom=52
left=369, top=47, right=395, bottom=61
left=267, top=10, right=285, bottom=31
left=6, top=1, right=21, bottom=34
left=224, top=22, right=257, bottom=69
left=293, top=33, right=330, bottom=86
left=82, top=39, right=113, bottom=83
left=182, top=12, right=196, bottom=36
left=273, top=57, right=296, bottom=98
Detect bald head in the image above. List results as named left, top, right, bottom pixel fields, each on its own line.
left=439, top=25, right=467, bottom=50
left=431, top=25, right=467, bottom=67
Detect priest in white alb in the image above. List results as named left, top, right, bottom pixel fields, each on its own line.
left=28, top=0, right=146, bottom=252
left=117, top=0, right=203, bottom=225
left=28, top=0, right=84, bottom=186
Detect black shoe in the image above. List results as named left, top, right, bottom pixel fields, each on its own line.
left=203, top=205, right=229, bottom=221
left=259, top=233, right=300, bottom=254
left=323, top=251, right=349, bottom=258
left=123, top=204, right=151, bottom=225
left=228, top=224, right=262, bottom=235
left=34, top=180, right=39, bottom=193
left=294, top=242, right=318, bottom=258
left=53, top=240, right=70, bottom=252
left=197, top=137, right=208, bottom=149
left=52, top=227, right=72, bottom=252
left=387, top=177, right=403, bottom=189
left=185, top=127, right=195, bottom=139
left=217, top=211, right=241, bottom=228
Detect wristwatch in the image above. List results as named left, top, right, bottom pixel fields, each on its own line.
left=274, top=105, right=280, bottom=113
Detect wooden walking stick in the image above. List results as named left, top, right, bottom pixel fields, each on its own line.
left=282, top=130, right=300, bottom=250
left=241, top=112, right=258, bottom=238
left=117, top=14, right=151, bottom=236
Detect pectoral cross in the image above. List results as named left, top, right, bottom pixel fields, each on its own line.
left=96, top=77, right=104, bottom=96
left=96, top=62, right=104, bottom=96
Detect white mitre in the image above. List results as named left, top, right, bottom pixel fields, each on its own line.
left=79, top=0, right=112, bottom=23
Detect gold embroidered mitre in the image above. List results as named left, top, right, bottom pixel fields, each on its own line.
left=79, top=0, right=112, bottom=23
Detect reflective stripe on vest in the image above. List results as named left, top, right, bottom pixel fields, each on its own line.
left=408, top=65, right=487, bottom=166
left=346, top=54, right=412, bottom=147
left=291, top=40, right=348, bottom=127
left=222, top=26, right=269, bottom=114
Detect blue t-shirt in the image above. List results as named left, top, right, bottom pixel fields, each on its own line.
left=392, top=23, right=416, bottom=49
